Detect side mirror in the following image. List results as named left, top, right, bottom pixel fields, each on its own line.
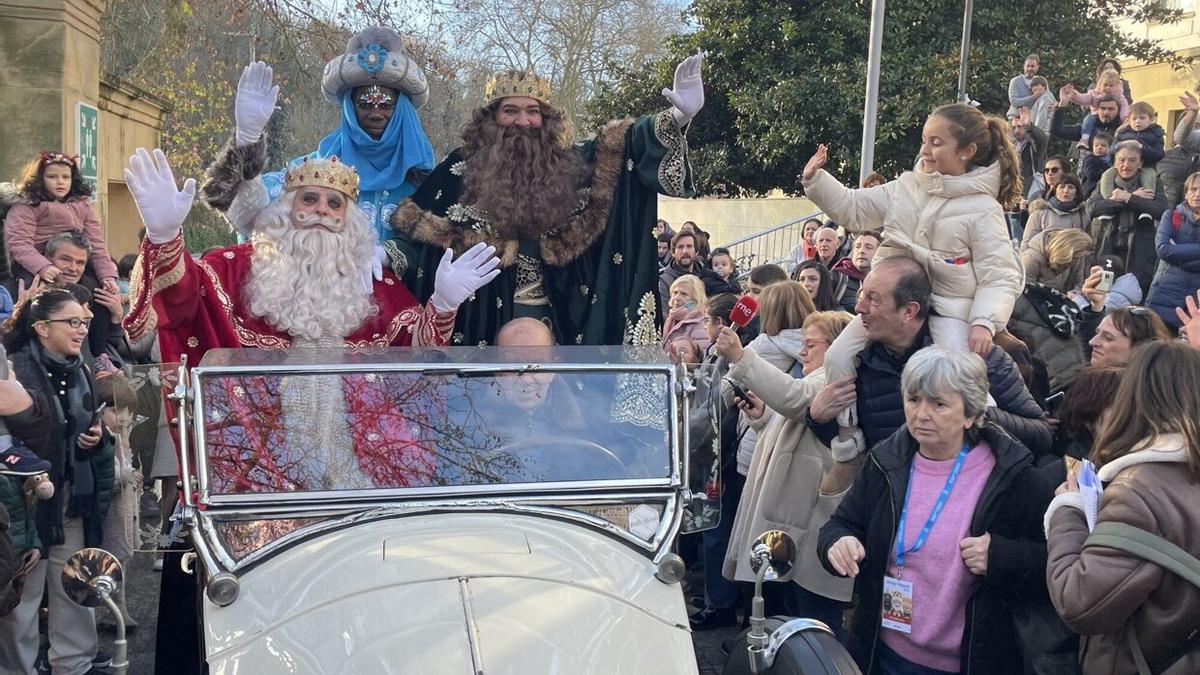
left=61, top=548, right=123, bottom=608
left=63, top=548, right=128, bottom=674
left=748, top=530, right=796, bottom=581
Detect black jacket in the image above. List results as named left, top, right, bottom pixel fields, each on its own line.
left=10, top=345, right=113, bottom=551
left=817, top=422, right=1056, bottom=674
left=810, top=323, right=1054, bottom=454
left=0, top=503, right=13, bottom=591
left=1079, top=155, right=1109, bottom=198
left=1050, top=106, right=1121, bottom=144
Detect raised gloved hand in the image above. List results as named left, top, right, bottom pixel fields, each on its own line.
left=361, top=244, right=390, bottom=293
left=235, top=61, right=279, bottom=147
left=429, top=242, right=502, bottom=313
left=664, top=52, right=705, bottom=128
left=124, top=148, right=196, bottom=245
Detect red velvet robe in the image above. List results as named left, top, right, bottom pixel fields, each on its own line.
left=123, top=234, right=454, bottom=489
left=123, top=233, right=455, bottom=364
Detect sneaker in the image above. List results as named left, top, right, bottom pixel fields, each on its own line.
left=92, top=649, right=113, bottom=668
left=0, top=444, right=50, bottom=476
left=688, top=605, right=738, bottom=631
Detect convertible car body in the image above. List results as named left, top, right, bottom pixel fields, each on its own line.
left=170, top=346, right=720, bottom=674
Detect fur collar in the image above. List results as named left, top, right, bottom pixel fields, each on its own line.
left=1097, top=433, right=1189, bottom=482
left=391, top=118, right=634, bottom=268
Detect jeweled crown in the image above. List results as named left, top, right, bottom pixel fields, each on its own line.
left=484, top=70, right=552, bottom=107
left=284, top=156, right=360, bottom=201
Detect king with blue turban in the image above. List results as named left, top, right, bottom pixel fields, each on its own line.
left=201, top=26, right=436, bottom=243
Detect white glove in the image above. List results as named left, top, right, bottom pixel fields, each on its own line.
left=361, top=244, right=389, bottom=293
left=235, top=61, right=279, bottom=147
left=124, top=148, right=196, bottom=245
left=663, top=52, right=705, bottom=127
left=429, top=242, right=502, bottom=313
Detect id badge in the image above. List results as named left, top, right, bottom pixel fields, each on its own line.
left=881, top=575, right=914, bottom=634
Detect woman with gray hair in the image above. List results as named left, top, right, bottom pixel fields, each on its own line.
left=818, top=346, right=1059, bottom=674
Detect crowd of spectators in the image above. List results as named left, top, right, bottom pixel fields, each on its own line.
left=668, top=50, right=1200, bottom=675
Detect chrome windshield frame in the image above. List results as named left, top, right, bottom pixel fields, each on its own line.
left=179, top=350, right=690, bottom=579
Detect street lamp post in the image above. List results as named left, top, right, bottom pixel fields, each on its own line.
left=859, top=0, right=886, bottom=184
left=957, top=0, right=975, bottom=104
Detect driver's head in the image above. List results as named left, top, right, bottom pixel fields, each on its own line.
left=495, top=318, right=556, bottom=412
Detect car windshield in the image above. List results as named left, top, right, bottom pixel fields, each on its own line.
left=196, top=348, right=675, bottom=495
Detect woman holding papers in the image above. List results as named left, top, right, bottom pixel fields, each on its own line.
left=1045, top=341, right=1200, bottom=675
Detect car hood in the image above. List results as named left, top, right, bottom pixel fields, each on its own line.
left=205, top=512, right=697, bottom=674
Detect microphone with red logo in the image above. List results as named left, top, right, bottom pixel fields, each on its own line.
left=729, top=294, right=759, bottom=329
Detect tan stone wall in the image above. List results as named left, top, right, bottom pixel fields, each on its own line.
left=0, top=0, right=164, bottom=265
left=98, top=80, right=168, bottom=257
left=656, top=195, right=820, bottom=247
left=1118, top=12, right=1200, bottom=145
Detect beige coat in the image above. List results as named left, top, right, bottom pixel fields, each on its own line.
left=1020, top=229, right=1090, bottom=293
left=1020, top=198, right=1088, bottom=250
left=802, top=162, right=1022, bottom=333
left=721, top=350, right=859, bottom=601
left=1045, top=434, right=1200, bottom=675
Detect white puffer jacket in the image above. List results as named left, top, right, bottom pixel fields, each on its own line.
left=802, top=162, right=1022, bottom=332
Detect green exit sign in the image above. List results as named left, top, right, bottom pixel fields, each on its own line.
left=76, top=102, right=98, bottom=190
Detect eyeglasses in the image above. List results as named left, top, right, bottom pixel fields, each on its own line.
left=1045, top=166, right=1063, bottom=174
left=801, top=339, right=829, bottom=351
left=41, top=318, right=91, bottom=330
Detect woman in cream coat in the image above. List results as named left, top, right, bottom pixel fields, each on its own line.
left=714, top=310, right=859, bottom=637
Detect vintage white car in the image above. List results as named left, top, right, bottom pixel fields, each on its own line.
left=163, top=345, right=722, bottom=674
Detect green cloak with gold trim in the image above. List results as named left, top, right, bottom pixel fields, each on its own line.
left=386, top=109, right=692, bottom=347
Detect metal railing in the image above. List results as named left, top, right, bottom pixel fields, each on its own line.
left=716, top=210, right=825, bottom=277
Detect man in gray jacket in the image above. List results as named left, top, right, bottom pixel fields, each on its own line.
left=1007, top=54, right=1042, bottom=119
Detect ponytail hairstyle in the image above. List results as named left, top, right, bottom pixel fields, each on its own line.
left=931, top=103, right=1023, bottom=210
left=1, top=287, right=79, bottom=352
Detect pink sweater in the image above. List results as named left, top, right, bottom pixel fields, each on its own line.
left=882, top=442, right=996, bottom=672
left=4, top=198, right=118, bottom=280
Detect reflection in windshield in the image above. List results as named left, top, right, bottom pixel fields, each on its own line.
left=201, top=371, right=670, bottom=494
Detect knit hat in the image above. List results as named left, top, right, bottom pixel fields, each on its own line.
left=321, top=26, right=429, bottom=109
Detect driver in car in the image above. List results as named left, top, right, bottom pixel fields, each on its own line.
left=465, top=318, right=627, bottom=482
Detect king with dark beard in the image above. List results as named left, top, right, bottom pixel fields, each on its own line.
left=385, top=55, right=705, bottom=347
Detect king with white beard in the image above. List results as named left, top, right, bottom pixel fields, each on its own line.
left=123, top=147, right=500, bottom=364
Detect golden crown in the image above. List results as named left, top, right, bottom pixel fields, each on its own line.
left=284, top=156, right=360, bottom=201
left=484, top=70, right=552, bottom=107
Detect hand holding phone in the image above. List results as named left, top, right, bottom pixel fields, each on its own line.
left=1044, top=391, right=1065, bottom=415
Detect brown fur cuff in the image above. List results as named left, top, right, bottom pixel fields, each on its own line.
left=202, top=135, right=268, bottom=212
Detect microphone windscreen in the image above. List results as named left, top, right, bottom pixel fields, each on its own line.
left=729, top=295, right=759, bottom=328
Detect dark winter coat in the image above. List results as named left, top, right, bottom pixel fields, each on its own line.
left=1114, top=123, right=1166, bottom=168
left=1006, top=286, right=1086, bottom=395
left=1050, top=106, right=1122, bottom=144
left=817, top=422, right=1057, bottom=674
left=1080, top=154, right=1111, bottom=198
left=0, top=395, right=54, bottom=554
left=809, top=322, right=1054, bottom=455
left=1087, top=167, right=1168, bottom=295
left=1146, top=203, right=1200, bottom=328
left=658, top=260, right=739, bottom=308
left=10, top=345, right=113, bottom=552
left=1016, top=125, right=1049, bottom=200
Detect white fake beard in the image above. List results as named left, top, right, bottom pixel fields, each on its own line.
left=246, top=194, right=378, bottom=341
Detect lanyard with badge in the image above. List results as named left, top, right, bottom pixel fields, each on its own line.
left=881, top=443, right=971, bottom=635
